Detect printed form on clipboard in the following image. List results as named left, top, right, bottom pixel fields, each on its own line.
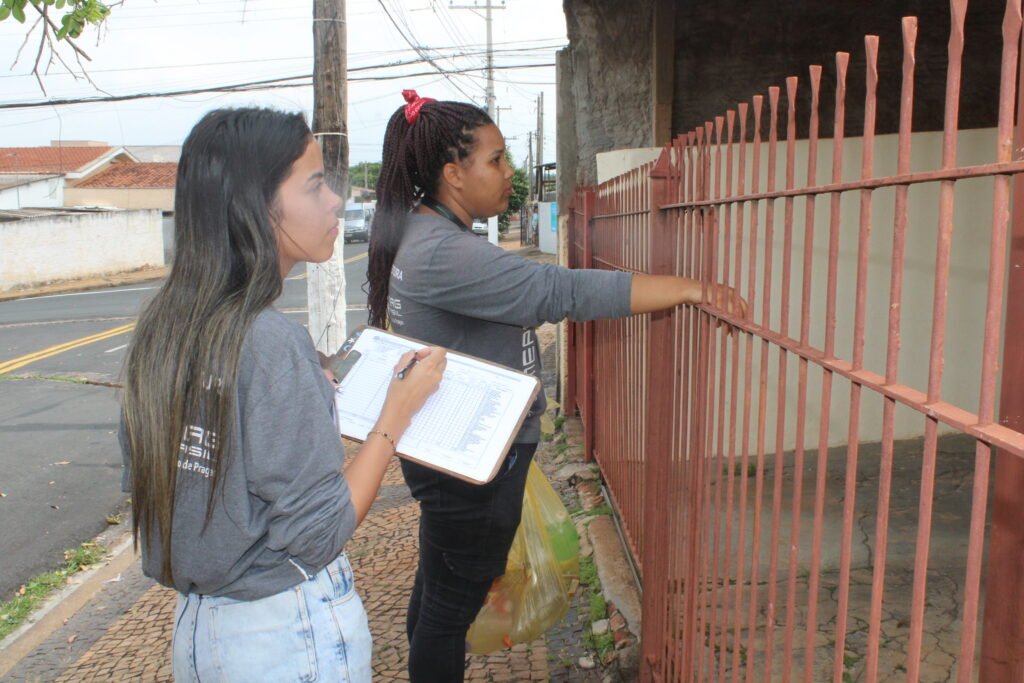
left=330, top=326, right=541, bottom=485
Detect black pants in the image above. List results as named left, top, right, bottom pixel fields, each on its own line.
left=402, top=442, right=537, bottom=682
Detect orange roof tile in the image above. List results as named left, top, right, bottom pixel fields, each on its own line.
left=75, top=162, right=178, bottom=189
left=0, top=146, right=114, bottom=174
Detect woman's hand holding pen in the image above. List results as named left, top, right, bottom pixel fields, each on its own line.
left=343, top=346, right=445, bottom=524
left=375, top=347, right=447, bottom=440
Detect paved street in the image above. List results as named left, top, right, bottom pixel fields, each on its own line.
left=0, top=243, right=371, bottom=602
left=0, top=242, right=626, bottom=681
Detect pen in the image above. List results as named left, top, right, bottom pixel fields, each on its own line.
left=396, top=356, right=418, bottom=380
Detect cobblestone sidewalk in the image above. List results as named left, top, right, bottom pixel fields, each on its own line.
left=3, top=442, right=614, bottom=682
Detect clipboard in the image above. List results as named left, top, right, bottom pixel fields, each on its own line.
left=328, top=326, right=541, bottom=485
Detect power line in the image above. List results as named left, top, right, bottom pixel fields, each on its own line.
left=0, top=43, right=562, bottom=82
left=0, top=63, right=555, bottom=110
left=375, top=0, right=481, bottom=102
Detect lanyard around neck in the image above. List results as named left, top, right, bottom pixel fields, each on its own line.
left=420, top=197, right=469, bottom=232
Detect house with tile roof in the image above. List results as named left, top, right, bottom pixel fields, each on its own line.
left=0, top=144, right=138, bottom=210
left=0, top=145, right=136, bottom=180
left=65, top=161, right=176, bottom=210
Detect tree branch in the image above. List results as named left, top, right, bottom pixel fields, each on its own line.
left=30, top=1, right=93, bottom=63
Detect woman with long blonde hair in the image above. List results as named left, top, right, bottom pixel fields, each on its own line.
left=121, top=107, right=445, bottom=682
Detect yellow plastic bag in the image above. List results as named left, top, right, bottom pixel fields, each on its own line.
left=466, top=461, right=580, bottom=654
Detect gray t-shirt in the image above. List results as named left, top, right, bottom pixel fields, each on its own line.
left=388, top=212, right=633, bottom=443
left=120, top=309, right=357, bottom=600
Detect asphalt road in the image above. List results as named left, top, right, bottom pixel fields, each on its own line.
left=0, top=242, right=370, bottom=601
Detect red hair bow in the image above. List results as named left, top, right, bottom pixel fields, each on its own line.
left=402, top=89, right=435, bottom=125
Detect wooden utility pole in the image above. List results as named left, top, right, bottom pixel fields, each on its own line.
left=309, top=0, right=349, bottom=354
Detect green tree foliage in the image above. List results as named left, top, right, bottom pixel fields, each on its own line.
left=499, top=151, right=528, bottom=232
left=349, top=161, right=382, bottom=199
left=1, top=0, right=110, bottom=40
left=3, top=0, right=112, bottom=92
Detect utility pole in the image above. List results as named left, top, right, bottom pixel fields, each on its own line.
left=449, top=1, right=506, bottom=119
left=536, top=92, right=544, bottom=199
left=450, top=1, right=506, bottom=244
left=485, top=1, right=494, bottom=117
left=526, top=129, right=534, bottom=245
left=526, top=130, right=533, bottom=200
left=309, top=0, right=348, bottom=355
left=536, top=92, right=544, bottom=168
left=495, top=105, right=512, bottom=129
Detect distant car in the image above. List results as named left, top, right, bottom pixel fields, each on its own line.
left=343, top=203, right=373, bottom=243
left=471, top=220, right=488, bottom=236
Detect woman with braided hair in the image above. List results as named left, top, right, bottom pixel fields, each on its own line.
left=367, top=91, right=745, bottom=682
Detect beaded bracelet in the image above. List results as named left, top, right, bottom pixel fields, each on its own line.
left=367, top=428, right=397, bottom=455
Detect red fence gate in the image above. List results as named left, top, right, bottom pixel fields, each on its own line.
left=566, top=1, right=1024, bottom=680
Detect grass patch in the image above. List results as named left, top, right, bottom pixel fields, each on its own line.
left=38, top=374, right=89, bottom=385
left=588, top=589, right=607, bottom=622
left=579, top=554, right=598, bottom=588
left=553, top=415, right=565, bottom=431
left=577, top=554, right=616, bottom=660
left=0, top=543, right=108, bottom=640
left=584, top=504, right=612, bottom=518
left=0, top=373, right=88, bottom=385
left=583, top=629, right=615, bottom=660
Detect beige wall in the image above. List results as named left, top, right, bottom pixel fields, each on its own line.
left=65, top=187, right=174, bottom=211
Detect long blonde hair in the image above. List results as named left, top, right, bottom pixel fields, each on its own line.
left=122, top=107, right=311, bottom=584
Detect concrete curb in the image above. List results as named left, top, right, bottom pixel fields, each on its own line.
left=0, top=525, right=136, bottom=679
left=548, top=414, right=643, bottom=682
left=0, top=267, right=168, bottom=303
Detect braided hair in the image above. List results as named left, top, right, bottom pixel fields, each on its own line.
left=366, top=99, right=493, bottom=328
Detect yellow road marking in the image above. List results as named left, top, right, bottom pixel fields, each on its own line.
left=0, top=323, right=136, bottom=375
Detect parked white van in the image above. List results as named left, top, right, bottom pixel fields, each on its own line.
left=343, top=203, right=374, bottom=243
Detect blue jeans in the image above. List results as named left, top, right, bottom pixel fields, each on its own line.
left=401, top=442, right=537, bottom=682
left=172, top=553, right=372, bottom=683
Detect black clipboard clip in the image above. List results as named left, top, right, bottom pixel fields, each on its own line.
left=326, top=325, right=365, bottom=383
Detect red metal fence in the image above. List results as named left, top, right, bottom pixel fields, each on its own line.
left=566, top=1, right=1024, bottom=680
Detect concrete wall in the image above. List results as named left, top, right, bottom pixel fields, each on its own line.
left=64, top=187, right=174, bottom=211
left=0, top=210, right=164, bottom=291
left=560, top=0, right=654, bottom=192
left=596, top=148, right=662, bottom=185
left=558, top=0, right=1005, bottom=208
left=0, top=177, right=63, bottom=209
left=673, top=0, right=1003, bottom=138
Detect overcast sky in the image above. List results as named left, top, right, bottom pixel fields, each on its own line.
left=0, top=0, right=566, bottom=167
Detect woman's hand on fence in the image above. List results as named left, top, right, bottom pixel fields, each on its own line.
left=629, top=275, right=747, bottom=326
left=708, top=284, right=748, bottom=320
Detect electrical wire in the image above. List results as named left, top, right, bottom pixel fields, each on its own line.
left=0, top=63, right=555, bottom=110
left=375, top=0, right=481, bottom=102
